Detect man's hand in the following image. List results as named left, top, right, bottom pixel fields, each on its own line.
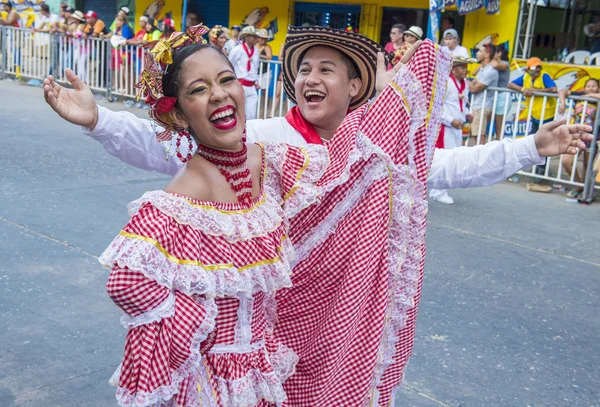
left=43, top=69, right=99, bottom=130
left=558, top=102, right=566, bottom=115
left=522, top=88, right=534, bottom=97
left=375, top=40, right=422, bottom=94
left=451, top=119, right=462, bottom=129
left=534, top=118, right=593, bottom=157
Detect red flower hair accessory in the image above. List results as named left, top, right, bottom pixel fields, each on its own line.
left=135, top=24, right=209, bottom=142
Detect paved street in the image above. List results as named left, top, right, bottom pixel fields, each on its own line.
left=1, top=79, right=599, bottom=406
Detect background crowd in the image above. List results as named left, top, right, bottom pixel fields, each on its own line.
left=2, top=1, right=599, bottom=201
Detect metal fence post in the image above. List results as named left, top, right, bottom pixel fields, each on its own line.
left=51, top=32, right=58, bottom=77
left=581, top=105, right=600, bottom=204
left=0, top=27, right=6, bottom=79
left=106, top=39, right=112, bottom=101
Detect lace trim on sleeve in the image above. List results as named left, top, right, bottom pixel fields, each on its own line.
left=119, top=291, right=176, bottom=329
left=113, top=297, right=218, bottom=407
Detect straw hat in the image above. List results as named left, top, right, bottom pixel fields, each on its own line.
left=403, top=26, right=423, bottom=40
left=239, top=26, right=259, bottom=40
left=452, top=56, right=476, bottom=66
left=71, top=10, right=85, bottom=22
left=256, top=28, right=269, bottom=39
left=282, top=25, right=383, bottom=110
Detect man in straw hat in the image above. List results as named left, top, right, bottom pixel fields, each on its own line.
left=430, top=56, right=476, bottom=204
left=229, top=25, right=261, bottom=120
left=43, top=25, right=592, bottom=406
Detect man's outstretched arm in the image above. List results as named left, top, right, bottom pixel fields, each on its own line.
left=83, top=106, right=182, bottom=176
left=43, top=69, right=183, bottom=176
left=428, top=119, right=593, bottom=189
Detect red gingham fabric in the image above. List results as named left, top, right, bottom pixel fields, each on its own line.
left=100, top=145, right=320, bottom=407
left=100, top=39, right=449, bottom=407
left=274, top=40, right=450, bottom=406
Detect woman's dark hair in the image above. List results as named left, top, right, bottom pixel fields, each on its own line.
left=586, top=78, right=600, bottom=87
left=391, top=23, right=406, bottom=32
left=496, top=45, right=509, bottom=61
left=162, top=44, right=236, bottom=97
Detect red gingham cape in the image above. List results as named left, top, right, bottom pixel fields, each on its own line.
left=274, top=39, right=451, bottom=406
left=99, top=39, right=449, bottom=407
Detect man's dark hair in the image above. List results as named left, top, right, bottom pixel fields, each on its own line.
left=443, top=17, right=455, bottom=26
left=41, top=4, right=50, bottom=13
left=340, top=52, right=359, bottom=80
left=391, top=23, right=406, bottom=32
left=586, top=78, right=600, bottom=87
left=482, top=43, right=497, bottom=58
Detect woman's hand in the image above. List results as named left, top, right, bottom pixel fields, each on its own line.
left=43, top=69, right=99, bottom=130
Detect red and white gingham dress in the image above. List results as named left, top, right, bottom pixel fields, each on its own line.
left=99, top=143, right=330, bottom=407
left=99, top=39, right=449, bottom=407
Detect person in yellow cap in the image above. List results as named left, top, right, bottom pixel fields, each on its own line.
left=508, top=57, right=558, bottom=133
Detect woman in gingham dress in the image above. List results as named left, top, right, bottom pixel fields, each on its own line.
left=95, top=25, right=449, bottom=407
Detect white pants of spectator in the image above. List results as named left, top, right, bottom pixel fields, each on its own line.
left=243, top=84, right=258, bottom=121
left=430, top=125, right=464, bottom=203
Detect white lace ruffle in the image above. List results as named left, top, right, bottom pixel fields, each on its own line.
left=119, top=292, right=176, bottom=329
left=211, top=342, right=298, bottom=407
left=368, top=44, right=452, bottom=406
left=112, top=297, right=219, bottom=407
left=269, top=343, right=299, bottom=382
left=262, top=142, right=330, bottom=220
left=424, top=46, right=452, bottom=167
left=127, top=190, right=285, bottom=243
left=215, top=369, right=287, bottom=407
left=99, top=234, right=296, bottom=298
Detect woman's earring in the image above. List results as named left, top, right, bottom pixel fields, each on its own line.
left=175, top=129, right=194, bottom=162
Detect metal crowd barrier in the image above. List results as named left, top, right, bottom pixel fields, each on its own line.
left=256, top=59, right=292, bottom=119
left=1, top=26, right=598, bottom=201
left=467, top=87, right=600, bottom=202
left=0, top=27, right=290, bottom=112
left=0, top=27, right=111, bottom=94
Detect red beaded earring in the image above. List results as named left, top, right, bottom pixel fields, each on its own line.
left=175, top=129, right=194, bottom=162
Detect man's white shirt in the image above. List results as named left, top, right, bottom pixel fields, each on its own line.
left=442, top=45, right=470, bottom=59
left=228, top=44, right=260, bottom=82
left=441, top=77, right=470, bottom=148
left=83, top=106, right=544, bottom=190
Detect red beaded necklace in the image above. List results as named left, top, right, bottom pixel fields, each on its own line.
left=196, top=137, right=254, bottom=205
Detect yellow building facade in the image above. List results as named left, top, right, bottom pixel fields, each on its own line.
left=227, top=0, right=521, bottom=57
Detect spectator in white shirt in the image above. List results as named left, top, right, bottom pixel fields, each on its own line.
left=430, top=56, right=474, bottom=204
left=442, top=29, right=470, bottom=59
left=469, top=43, right=499, bottom=144
left=33, top=4, right=59, bottom=33
left=224, top=25, right=241, bottom=54
left=228, top=26, right=260, bottom=120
